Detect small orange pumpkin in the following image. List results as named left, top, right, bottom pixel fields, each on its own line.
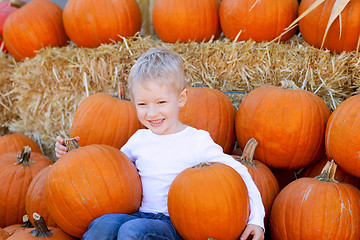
left=69, top=92, right=142, bottom=149
left=152, top=0, right=221, bottom=43
left=0, top=132, right=42, bottom=156
left=168, top=162, right=250, bottom=240
left=3, top=0, right=68, bottom=61
left=299, top=0, right=360, bottom=52
left=219, top=0, right=299, bottom=42
left=179, top=87, right=236, bottom=154
left=0, top=147, right=52, bottom=227
left=63, top=0, right=142, bottom=48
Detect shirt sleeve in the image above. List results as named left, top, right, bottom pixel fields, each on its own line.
left=197, top=131, right=265, bottom=230
left=120, top=130, right=141, bottom=163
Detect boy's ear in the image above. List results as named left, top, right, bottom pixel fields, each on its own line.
left=179, top=88, right=188, bottom=107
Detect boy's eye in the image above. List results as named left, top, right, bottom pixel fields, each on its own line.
left=158, top=101, right=167, bottom=104
left=137, top=103, right=146, bottom=106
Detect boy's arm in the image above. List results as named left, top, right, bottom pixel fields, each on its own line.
left=199, top=133, right=265, bottom=230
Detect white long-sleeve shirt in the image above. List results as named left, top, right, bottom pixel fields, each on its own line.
left=121, top=126, right=265, bottom=229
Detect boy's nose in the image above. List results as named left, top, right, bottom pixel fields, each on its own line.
left=147, top=105, right=158, bottom=117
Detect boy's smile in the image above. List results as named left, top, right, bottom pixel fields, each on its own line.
left=132, top=80, right=187, bottom=135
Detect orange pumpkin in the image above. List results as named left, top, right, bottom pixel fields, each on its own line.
left=2, top=0, right=68, bottom=61
left=269, top=161, right=360, bottom=239
left=233, top=138, right=279, bottom=224
left=168, top=162, right=250, bottom=240
left=0, top=147, right=52, bottom=227
left=26, top=166, right=57, bottom=228
left=179, top=87, right=236, bottom=154
left=45, top=144, right=142, bottom=238
left=219, top=0, right=299, bottom=42
left=0, top=132, right=42, bottom=155
left=63, top=0, right=142, bottom=48
left=235, top=80, right=330, bottom=169
left=299, top=0, right=360, bottom=52
left=325, top=94, right=360, bottom=178
left=152, top=0, right=221, bottom=43
left=7, top=213, right=75, bottom=240
left=300, top=155, right=360, bottom=189
left=69, top=92, right=142, bottom=149
left=3, top=216, right=33, bottom=236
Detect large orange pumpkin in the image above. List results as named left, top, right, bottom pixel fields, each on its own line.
left=25, top=166, right=57, bottom=228
left=168, top=162, right=250, bottom=240
left=7, top=213, right=76, bottom=240
left=269, top=161, right=360, bottom=239
left=233, top=138, right=279, bottom=224
left=179, top=87, right=236, bottom=154
left=63, top=0, right=142, bottom=48
left=0, top=147, right=52, bottom=227
left=325, top=94, right=360, bottom=178
left=69, top=92, right=142, bottom=149
left=219, top=0, right=299, bottom=42
left=0, top=132, right=42, bottom=155
left=299, top=0, right=360, bottom=52
left=2, top=0, right=68, bottom=61
left=45, top=144, right=142, bottom=238
left=152, top=0, right=221, bottom=43
left=235, top=80, right=330, bottom=169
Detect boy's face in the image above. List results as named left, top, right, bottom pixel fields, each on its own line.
left=132, top=80, right=187, bottom=135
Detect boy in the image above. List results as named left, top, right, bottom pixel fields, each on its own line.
left=55, top=47, right=265, bottom=240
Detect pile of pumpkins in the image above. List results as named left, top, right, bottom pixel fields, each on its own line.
left=0, top=0, right=359, bottom=61
left=1, top=81, right=360, bottom=239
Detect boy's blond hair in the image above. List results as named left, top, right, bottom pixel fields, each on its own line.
left=128, top=47, right=187, bottom=96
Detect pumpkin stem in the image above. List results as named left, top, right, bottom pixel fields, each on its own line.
left=64, top=138, right=80, bottom=151
left=239, top=138, right=258, bottom=167
left=0, top=126, right=11, bottom=136
left=16, top=146, right=32, bottom=166
left=22, top=215, right=34, bottom=228
left=314, top=160, right=339, bottom=183
left=193, top=162, right=215, bottom=168
left=278, top=80, right=301, bottom=90
left=117, top=83, right=128, bottom=100
left=9, top=0, right=26, bottom=8
left=30, top=213, right=53, bottom=237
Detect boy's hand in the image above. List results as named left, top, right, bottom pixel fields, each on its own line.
left=55, top=136, right=80, bottom=158
left=240, top=224, right=264, bottom=240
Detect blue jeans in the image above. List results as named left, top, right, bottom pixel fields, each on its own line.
left=82, top=211, right=183, bottom=240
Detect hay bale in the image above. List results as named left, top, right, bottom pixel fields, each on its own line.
left=2, top=35, right=359, bottom=160
left=0, top=52, right=17, bottom=126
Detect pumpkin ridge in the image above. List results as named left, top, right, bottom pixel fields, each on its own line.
left=48, top=156, right=87, bottom=233
left=96, top=146, right=123, bottom=211
left=3, top=170, right=16, bottom=226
